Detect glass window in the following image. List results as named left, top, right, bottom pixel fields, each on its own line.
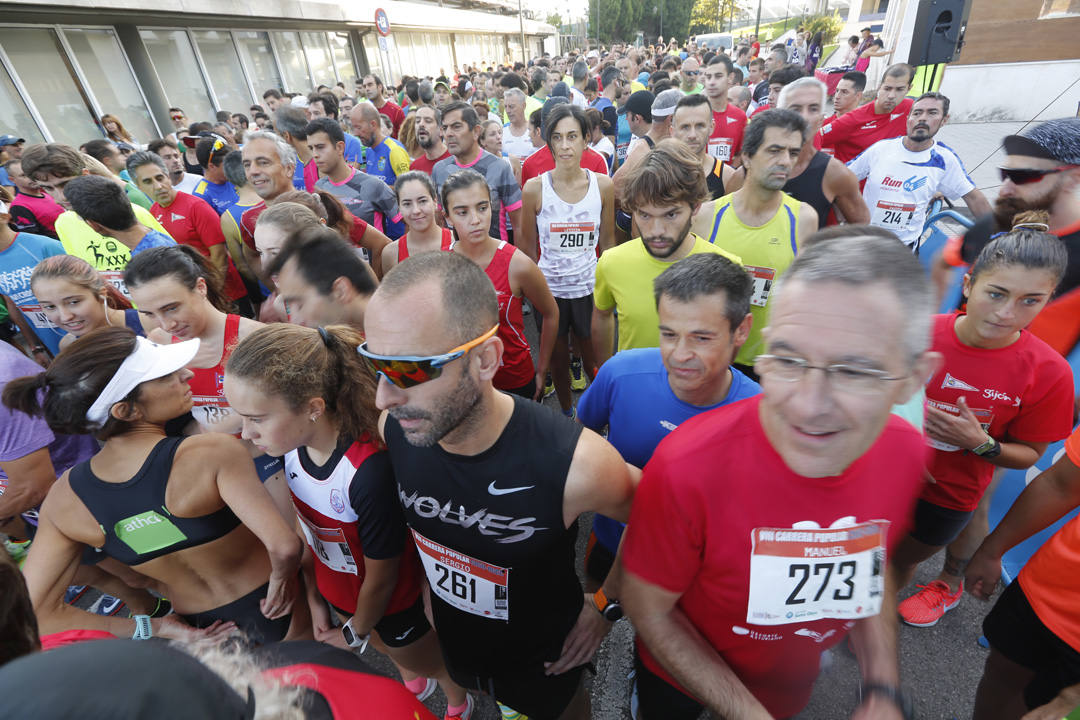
left=139, top=28, right=215, bottom=121
left=301, top=32, right=334, bottom=88
left=1, top=28, right=101, bottom=148
left=235, top=31, right=282, bottom=98
left=0, top=63, right=44, bottom=145
left=329, top=33, right=357, bottom=89
left=193, top=30, right=251, bottom=113
left=362, top=33, right=385, bottom=86
left=1040, top=0, right=1080, bottom=17
left=271, top=31, right=309, bottom=93
left=63, top=27, right=158, bottom=142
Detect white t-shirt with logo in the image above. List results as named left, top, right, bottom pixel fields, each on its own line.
left=847, top=138, right=976, bottom=250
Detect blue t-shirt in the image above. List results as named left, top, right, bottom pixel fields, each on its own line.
left=0, top=232, right=67, bottom=354
left=192, top=177, right=239, bottom=215
left=344, top=133, right=366, bottom=165
left=577, top=347, right=762, bottom=551
left=0, top=166, right=10, bottom=187
left=292, top=159, right=307, bottom=191
left=131, top=229, right=176, bottom=255
left=616, top=114, right=633, bottom=163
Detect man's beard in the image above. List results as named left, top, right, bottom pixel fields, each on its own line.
left=993, top=182, right=1058, bottom=231
left=417, top=132, right=435, bottom=150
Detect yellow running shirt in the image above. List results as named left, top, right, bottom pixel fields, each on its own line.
left=54, top=206, right=170, bottom=298
left=704, top=192, right=801, bottom=366
left=594, top=234, right=741, bottom=353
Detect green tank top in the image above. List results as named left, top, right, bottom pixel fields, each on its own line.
left=707, top=192, right=802, bottom=366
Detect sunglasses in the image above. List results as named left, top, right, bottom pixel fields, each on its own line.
left=357, top=325, right=499, bottom=388
left=998, top=165, right=1075, bottom=185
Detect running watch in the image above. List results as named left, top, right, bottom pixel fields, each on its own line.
left=971, top=435, right=1002, bottom=459
left=593, top=588, right=623, bottom=622
left=341, top=619, right=370, bottom=652
left=858, top=683, right=913, bottom=720
left=132, top=615, right=153, bottom=640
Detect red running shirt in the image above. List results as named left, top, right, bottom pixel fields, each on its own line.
left=1018, top=427, right=1080, bottom=653
left=924, top=313, right=1073, bottom=511
left=410, top=150, right=451, bottom=175
left=264, top=663, right=436, bottom=719
left=482, top=241, right=535, bottom=390
left=520, top=146, right=608, bottom=186
left=819, top=98, right=913, bottom=163
left=176, top=313, right=240, bottom=413
left=622, top=395, right=924, bottom=719
left=151, top=192, right=247, bottom=300
left=398, top=227, right=454, bottom=263
left=708, top=103, right=748, bottom=164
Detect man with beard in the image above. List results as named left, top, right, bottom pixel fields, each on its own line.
left=942, top=117, right=1080, bottom=355
left=351, top=102, right=411, bottom=187
left=692, top=109, right=818, bottom=379
left=592, top=139, right=742, bottom=366
left=409, top=105, right=450, bottom=175
left=819, top=63, right=915, bottom=163
left=363, top=250, right=637, bottom=720
left=848, top=92, right=989, bottom=251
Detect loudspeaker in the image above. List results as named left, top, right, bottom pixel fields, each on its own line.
left=906, top=0, right=974, bottom=66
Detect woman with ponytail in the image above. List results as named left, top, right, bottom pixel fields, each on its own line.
left=124, top=244, right=262, bottom=433
left=31, top=254, right=153, bottom=351
left=1, top=326, right=303, bottom=643
left=225, top=324, right=474, bottom=719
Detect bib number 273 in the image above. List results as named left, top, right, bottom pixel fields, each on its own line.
left=746, top=520, right=888, bottom=625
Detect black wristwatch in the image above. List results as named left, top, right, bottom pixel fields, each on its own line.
left=593, top=588, right=623, bottom=622
left=971, top=435, right=1002, bottom=459
left=858, top=682, right=914, bottom=720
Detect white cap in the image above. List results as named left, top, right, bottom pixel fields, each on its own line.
left=86, top=336, right=200, bottom=427
left=290, top=95, right=310, bottom=109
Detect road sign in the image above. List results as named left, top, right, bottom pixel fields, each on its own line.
left=378, top=35, right=388, bottom=51
left=375, top=8, right=391, bottom=37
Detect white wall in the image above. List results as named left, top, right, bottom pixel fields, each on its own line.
left=939, top=60, right=1080, bottom=122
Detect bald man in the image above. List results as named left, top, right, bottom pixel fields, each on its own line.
left=351, top=101, right=410, bottom=186
left=727, top=86, right=752, bottom=114
left=680, top=57, right=704, bottom=94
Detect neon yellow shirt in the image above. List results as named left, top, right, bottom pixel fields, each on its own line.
left=54, top=206, right=171, bottom=297
left=594, top=234, right=742, bottom=353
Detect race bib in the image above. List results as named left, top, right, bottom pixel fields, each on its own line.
left=412, top=529, right=509, bottom=620
left=19, top=303, right=57, bottom=331
left=191, top=402, right=235, bottom=431
left=746, top=521, right=888, bottom=626
left=100, top=270, right=130, bottom=299
left=708, top=136, right=733, bottom=162
left=925, top=399, right=993, bottom=452
left=298, top=515, right=358, bottom=575
left=745, top=265, right=776, bottom=308
left=872, top=200, right=917, bottom=231
left=549, top=222, right=597, bottom=255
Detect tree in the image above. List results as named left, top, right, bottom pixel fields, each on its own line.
left=689, top=0, right=745, bottom=35
left=546, top=12, right=563, bottom=28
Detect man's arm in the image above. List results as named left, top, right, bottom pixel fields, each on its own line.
left=598, top=176, right=616, bottom=254
left=221, top=211, right=260, bottom=287
left=691, top=199, right=718, bottom=241
left=622, top=572, right=773, bottom=719
left=0, top=447, right=56, bottom=519
left=961, top=188, right=992, bottom=219
left=591, top=306, right=616, bottom=366
left=847, top=570, right=905, bottom=720
left=510, top=252, right=558, bottom=399
left=796, top=203, right=819, bottom=246
left=3, top=298, right=49, bottom=366
left=612, top=142, right=647, bottom=205
left=826, top=160, right=871, bottom=224
left=518, top=178, right=541, bottom=262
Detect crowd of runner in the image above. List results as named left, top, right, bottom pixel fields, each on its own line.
left=1, top=33, right=1079, bottom=720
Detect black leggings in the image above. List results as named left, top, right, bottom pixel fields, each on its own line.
left=180, top=582, right=290, bottom=645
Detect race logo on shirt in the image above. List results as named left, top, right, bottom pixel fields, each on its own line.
left=399, top=490, right=543, bottom=543
left=902, top=176, right=927, bottom=192
left=941, top=373, right=978, bottom=391
left=329, top=488, right=346, bottom=514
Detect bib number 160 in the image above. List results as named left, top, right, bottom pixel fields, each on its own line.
left=434, top=563, right=477, bottom=604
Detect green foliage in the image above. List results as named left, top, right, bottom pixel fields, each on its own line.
left=689, top=0, right=745, bottom=35
left=804, top=12, right=845, bottom=43
left=588, top=0, right=695, bottom=43
left=546, top=12, right=563, bottom=27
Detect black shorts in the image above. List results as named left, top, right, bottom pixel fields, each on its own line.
left=374, top=594, right=432, bottom=648
left=584, top=531, right=616, bottom=585
left=553, top=295, right=593, bottom=339
left=910, top=498, right=974, bottom=547
left=447, top=657, right=584, bottom=720
left=180, top=582, right=291, bottom=645
left=984, top=580, right=1080, bottom=709
left=634, top=649, right=703, bottom=720
left=503, top=377, right=537, bottom=400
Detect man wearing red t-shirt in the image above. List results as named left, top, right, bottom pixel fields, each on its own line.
left=819, top=64, right=914, bottom=163
left=702, top=55, right=747, bottom=167
left=409, top=106, right=450, bottom=175
left=621, top=235, right=937, bottom=720
left=361, top=73, right=406, bottom=138
left=135, top=158, right=249, bottom=307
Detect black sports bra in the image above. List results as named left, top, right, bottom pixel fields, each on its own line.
left=68, top=437, right=242, bottom=566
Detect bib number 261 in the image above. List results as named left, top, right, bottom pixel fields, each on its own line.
left=434, top=563, right=477, bottom=604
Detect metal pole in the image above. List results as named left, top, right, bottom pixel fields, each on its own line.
left=754, top=0, right=763, bottom=38
left=519, top=0, right=527, bottom=63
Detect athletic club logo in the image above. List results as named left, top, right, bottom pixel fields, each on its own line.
left=329, top=489, right=346, bottom=514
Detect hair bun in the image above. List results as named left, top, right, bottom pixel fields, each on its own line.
left=1012, top=209, right=1051, bottom=229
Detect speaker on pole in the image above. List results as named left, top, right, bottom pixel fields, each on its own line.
left=907, top=0, right=974, bottom=67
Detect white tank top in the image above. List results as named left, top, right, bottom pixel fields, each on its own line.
left=537, top=169, right=602, bottom=299
left=502, top=124, right=535, bottom=159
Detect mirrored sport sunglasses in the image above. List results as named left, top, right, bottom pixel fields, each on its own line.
left=357, top=325, right=499, bottom=388
left=998, top=165, right=1076, bottom=185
